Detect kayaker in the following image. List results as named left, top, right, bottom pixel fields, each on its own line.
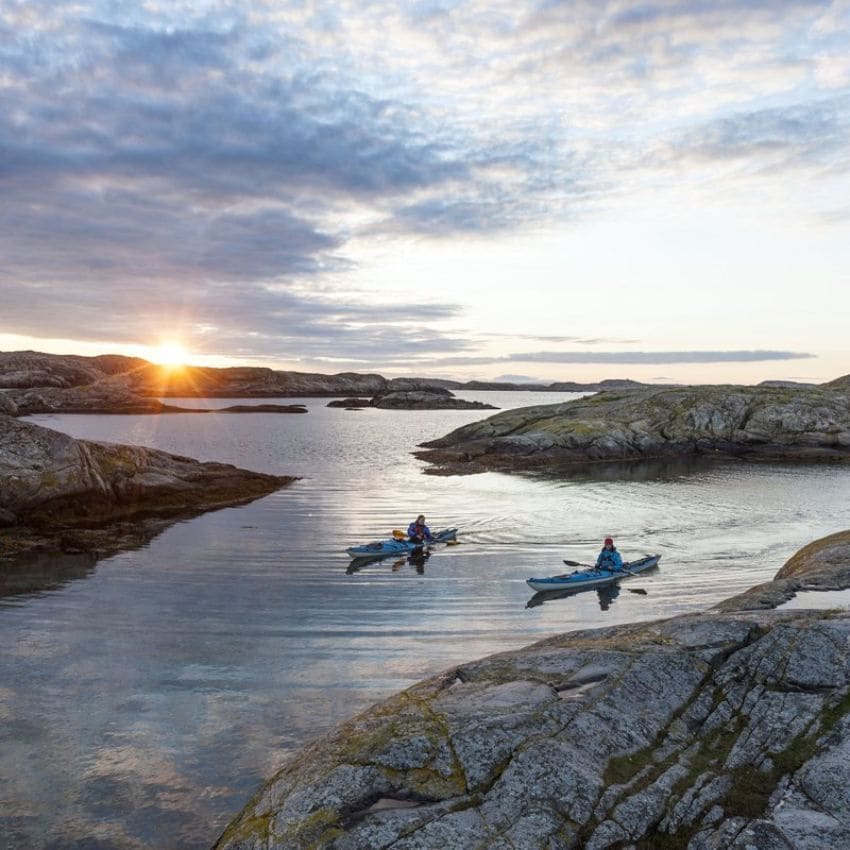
left=596, top=537, right=624, bottom=571
left=407, top=515, right=433, bottom=544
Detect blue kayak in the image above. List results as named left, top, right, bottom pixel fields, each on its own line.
left=346, top=528, right=458, bottom=560
left=526, top=554, right=661, bottom=593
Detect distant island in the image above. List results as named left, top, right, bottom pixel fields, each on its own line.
left=327, top=388, right=499, bottom=411
left=0, top=350, right=657, bottom=416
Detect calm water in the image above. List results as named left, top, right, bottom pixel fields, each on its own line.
left=4, top=391, right=850, bottom=849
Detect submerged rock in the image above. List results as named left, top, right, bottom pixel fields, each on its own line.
left=215, top=532, right=850, bottom=850
left=0, top=415, right=296, bottom=561
left=416, top=385, right=850, bottom=474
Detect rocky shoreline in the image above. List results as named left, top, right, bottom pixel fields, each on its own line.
left=0, top=350, right=652, bottom=416
left=215, top=530, right=850, bottom=850
left=0, top=414, right=296, bottom=563
left=416, top=383, right=850, bottom=475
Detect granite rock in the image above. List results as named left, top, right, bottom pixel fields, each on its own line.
left=416, top=385, right=850, bottom=474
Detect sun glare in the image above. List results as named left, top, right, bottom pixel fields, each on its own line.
left=151, top=342, right=188, bottom=368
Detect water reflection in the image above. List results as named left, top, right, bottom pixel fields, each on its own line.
left=524, top=456, right=719, bottom=483
left=347, top=549, right=432, bottom=575
left=406, top=549, right=430, bottom=574
left=526, top=582, right=623, bottom=610
left=0, top=550, right=99, bottom=600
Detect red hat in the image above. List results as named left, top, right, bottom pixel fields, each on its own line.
left=604, top=537, right=614, bottom=546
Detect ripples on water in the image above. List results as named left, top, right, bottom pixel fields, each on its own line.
left=3, top=391, right=850, bottom=848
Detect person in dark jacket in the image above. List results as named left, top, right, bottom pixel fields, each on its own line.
left=596, top=537, right=624, bottom=571
left=407, top=515, right=433, bottom=544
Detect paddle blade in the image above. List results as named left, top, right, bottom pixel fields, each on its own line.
left=392, top=529, right=406, bottom=539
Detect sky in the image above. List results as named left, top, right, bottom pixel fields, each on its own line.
left=2, top=0, right=849, bottom=384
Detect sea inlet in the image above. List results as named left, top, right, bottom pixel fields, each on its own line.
left=3, top=391, right=850, bottom=849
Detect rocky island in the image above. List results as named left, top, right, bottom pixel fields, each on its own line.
left=328, top=388, right=498, bottom=411
left=215, top=530, right=850, bottom=850
left=416, top=383, right=850, bottom=475
left=0, top=414, right=295, bottom=563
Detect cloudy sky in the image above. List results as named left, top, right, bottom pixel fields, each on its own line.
left=2, top=0, right=849, bottom=383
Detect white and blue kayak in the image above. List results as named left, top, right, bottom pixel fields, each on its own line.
left=526, top=554, right=661, bottom=593
left=346, top=528, right=458, bottom=560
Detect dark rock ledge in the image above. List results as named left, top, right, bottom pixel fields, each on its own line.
left=215, top=531, right=850, bottom=850
left=0, top=414, right=296, bottom=563
left=415, top=384, right=850, bottom=474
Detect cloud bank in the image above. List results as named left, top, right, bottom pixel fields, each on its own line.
left=2, top=1, right=848, bottom=371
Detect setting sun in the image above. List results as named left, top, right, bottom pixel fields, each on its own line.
left=151, top=342, right=188, bottom=368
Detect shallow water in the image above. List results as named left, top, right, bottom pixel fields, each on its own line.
left=3, top=391, right=850, bottom=848
left=778, top=589, right=850, bottom=610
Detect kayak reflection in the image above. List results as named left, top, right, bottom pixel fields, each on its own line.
left=526, top=582, right=623, bottom=610
left=347, top=549, right=432, bottom=575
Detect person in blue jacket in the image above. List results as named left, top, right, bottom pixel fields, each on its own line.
left=596, top=537, right=624, bottom=571
left=408, top=515, right=433, bottom=544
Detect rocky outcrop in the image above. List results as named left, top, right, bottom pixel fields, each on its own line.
left=0, top=351, right=146, bottom=388
left=0, top=352, right=461, bottom=401
left=327, top=398, right=373, bottom=408
left=0, top=415, right=296, bottom=561
left=825, top=374, right=850, bottom=390
left=373, top=390, right=498, bottom=410
left=416, top=385, right=850, bottom=474
left=0, top=391, right=17, bottom=416
left=215, top=533, right=850, bottom=850
left=7, top=383, right=310, bottom=415
left=759, top=380, right=818, bottom=389
left=7, top=381, right=174, bottom=414
left=328, top=389, right=498, bottom=411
